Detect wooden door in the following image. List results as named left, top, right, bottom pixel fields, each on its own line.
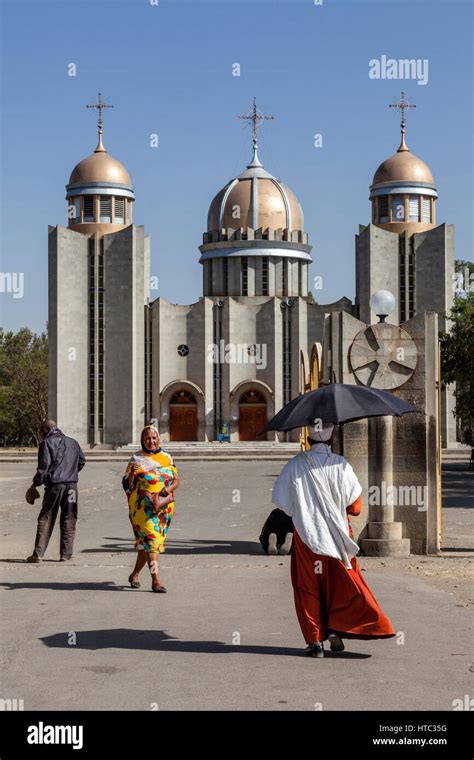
left=169, top=406, right=197, bottom=441
left=239, top=405, right=267, bottom=441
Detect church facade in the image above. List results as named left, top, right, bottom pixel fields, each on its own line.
left=48, top=97, right=454, bottom=447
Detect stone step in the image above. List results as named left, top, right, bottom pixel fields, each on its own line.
left=0, top=444, right=299, bottom=463
left=360, top=537, right=411, bottom=557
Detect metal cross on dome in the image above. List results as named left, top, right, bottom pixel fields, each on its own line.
left=237, top=96, right=274, bottom=146
left=86, top=92, right=114, bottom=134
left=389, top=91, right=416, bottom=131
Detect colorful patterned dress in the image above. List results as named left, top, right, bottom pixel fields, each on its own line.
left=125, top=450, right=178, bottom=554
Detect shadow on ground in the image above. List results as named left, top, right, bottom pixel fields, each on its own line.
left=39, top=628, right=371, bottom=658
left=81, top=538, right=264, bottom=555
left=0, top=581, right=122, bottom=591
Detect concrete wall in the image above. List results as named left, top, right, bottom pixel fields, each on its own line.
left=103, top=225, right=149, bottom=445
left=150, top=298, right=212, bottom=441
left=355, top=224, right=400, bottom=325
left=48, top=226, right=89, bottom=445
left=414, top=224, right=454, bottom=333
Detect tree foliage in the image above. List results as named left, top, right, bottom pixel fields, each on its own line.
left=440, top=293, right=474, bottom=440
left=0, top=328, right=48, bottom=446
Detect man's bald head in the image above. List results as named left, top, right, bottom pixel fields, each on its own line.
left=40, top=419, right=57, bottom=438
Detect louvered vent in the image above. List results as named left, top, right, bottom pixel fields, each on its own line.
left=391, top=195, right=404, bottom=221
left=379, top=196, right=389, bottom=223
left=100, top=196, right=112, bottom=223
left=421, top=198, right=431, bottom=223
left=409, top=195, right=419, bottom=222
left=83, top=196, right=94, bottom=222
left=114, top=197, right=124, bottom=223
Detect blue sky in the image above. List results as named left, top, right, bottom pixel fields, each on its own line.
left=1, top=0, right=472, bottom=333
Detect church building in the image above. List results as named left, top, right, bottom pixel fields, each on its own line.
left=48, top=95, right=454, bottom=447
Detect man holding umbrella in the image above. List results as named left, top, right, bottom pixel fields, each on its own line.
left=272, top=419, right=396, bottom=657
left=266, top=378, right=418, bottom=659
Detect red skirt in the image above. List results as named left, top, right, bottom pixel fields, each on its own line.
left=291, top=529, right=396, bottom=644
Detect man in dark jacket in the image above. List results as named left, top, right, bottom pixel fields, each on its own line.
left=26, top=420, right=86, bottom=563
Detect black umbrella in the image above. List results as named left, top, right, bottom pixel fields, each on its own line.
left=262, top=383, right=418, bottom=433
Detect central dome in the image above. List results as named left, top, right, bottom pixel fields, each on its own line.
left=207, top=146, right=304, bottom=232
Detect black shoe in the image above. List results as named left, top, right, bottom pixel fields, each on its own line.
left=327, top=632, right=345, bottom=652
left=128, top=574, right=141, bottom=589
left=26, top=555, right=41, bottom=563
left=305, top=642, right=324, bottom=658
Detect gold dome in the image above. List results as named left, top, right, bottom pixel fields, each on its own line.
left=69, top=152, right=132, bottom=187
left=207, top=146, right=304, bottom=232
left=372, top=132, right=434, bottom=187
left=208, top=177, right=303, bottom=231
left=68, top=133, right=132, bottom=188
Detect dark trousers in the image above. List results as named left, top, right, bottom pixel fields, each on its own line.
left=259, top=508, right=294, bottom=554
left=32, top=484, right=78, bottom=560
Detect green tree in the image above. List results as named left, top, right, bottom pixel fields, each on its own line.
left=0, top=328, right=48, bottom=446
left=440, top=293, right=474, bottom=442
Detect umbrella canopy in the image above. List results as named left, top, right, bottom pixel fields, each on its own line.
left=262, top=383, right=419, bottom=433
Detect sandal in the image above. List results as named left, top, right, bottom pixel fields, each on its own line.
left=128, top=574, right=141, bottom=589
left=151, top=584, right=167, bottom=593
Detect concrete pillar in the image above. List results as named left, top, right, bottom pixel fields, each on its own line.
left=361, top=415, right=411, bottom=556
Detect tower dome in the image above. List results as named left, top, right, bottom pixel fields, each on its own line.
left=68, top=143, right=133, bottom=189
left=65, top=95, right=135, bottom=236
left=371, top=138, right=435, bottom=187
left=369, top=108, right=437, bottom=235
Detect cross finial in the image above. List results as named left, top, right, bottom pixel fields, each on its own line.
left=237, top=96, right=274, bottom=148
left=86, top=92, right=114, bottom=153
left=389, top=91, right=416, bottom=152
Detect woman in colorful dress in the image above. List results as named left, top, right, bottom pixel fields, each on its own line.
left=123, top=425, right=180, bottom=593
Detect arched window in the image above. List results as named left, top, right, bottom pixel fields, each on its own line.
left=239, top=390, right=266, bottom=404
left=170, top=390, right=196, bottom=405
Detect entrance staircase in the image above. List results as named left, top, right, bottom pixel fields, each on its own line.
left=115, top=441, right=301, bottom=461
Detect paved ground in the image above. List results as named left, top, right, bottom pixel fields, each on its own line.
left=0, top=460, right=472, bottom=711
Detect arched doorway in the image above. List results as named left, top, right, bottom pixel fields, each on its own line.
left=169, top=390, right=198, bottom=441
left=238, top=390, right=267, bottom=441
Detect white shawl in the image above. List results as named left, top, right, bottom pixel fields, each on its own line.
left=272, top=443, right=362, bottom=569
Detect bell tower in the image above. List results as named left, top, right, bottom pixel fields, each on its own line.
left=49, top=94, right=150, bottom=447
